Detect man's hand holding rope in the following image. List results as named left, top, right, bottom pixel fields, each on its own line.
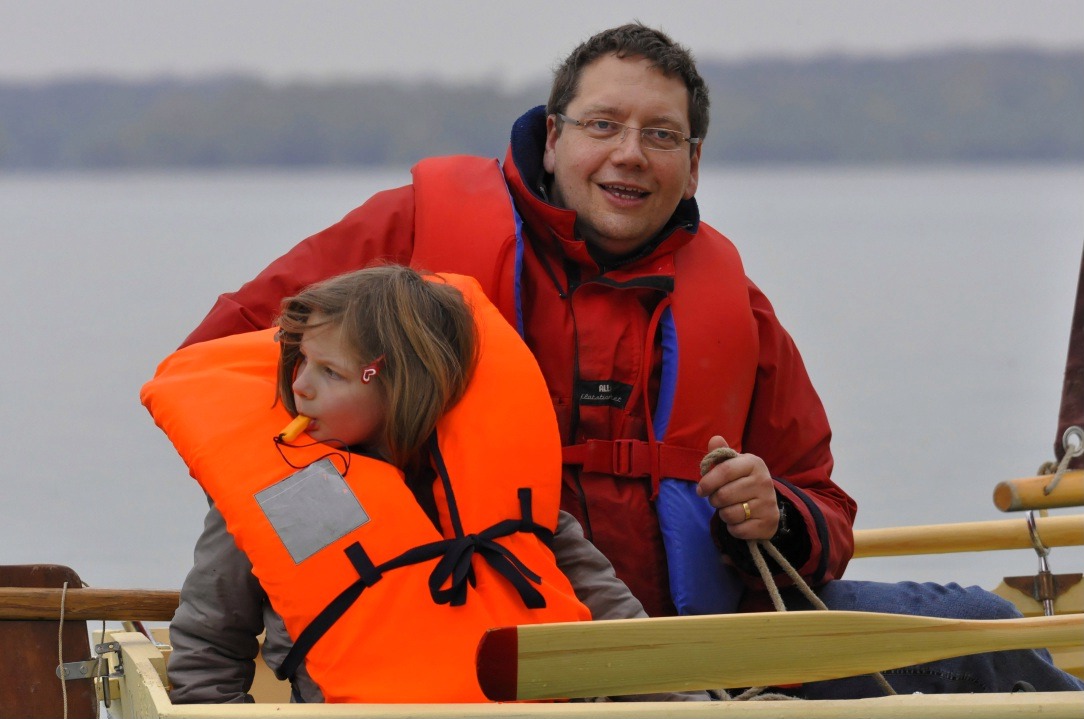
left=696, top=435, right=780, bottom=540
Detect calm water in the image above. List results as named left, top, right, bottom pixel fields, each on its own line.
left=2, top=164, right=1081, bottom=603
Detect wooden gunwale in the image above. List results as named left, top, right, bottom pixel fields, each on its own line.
left=104, top=631, right=1084, bottom=719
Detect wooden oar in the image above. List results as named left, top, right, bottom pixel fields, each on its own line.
left=476, top=610, right=1083, bottom=701
left=853, top=514, right=1083, bottom=558
left=0, top=587, right=179, bottom=620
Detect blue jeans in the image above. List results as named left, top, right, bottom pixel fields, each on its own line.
left=775, top=579, right=1084, bottom=698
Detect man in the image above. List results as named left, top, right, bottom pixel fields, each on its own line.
left=180, top=23, right=1082, bottom=697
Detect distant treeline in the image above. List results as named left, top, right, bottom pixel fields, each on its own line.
left=1, top=48, right=1081, bottom=169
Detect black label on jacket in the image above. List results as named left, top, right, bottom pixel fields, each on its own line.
left=576, top=380, right=633, bottom=409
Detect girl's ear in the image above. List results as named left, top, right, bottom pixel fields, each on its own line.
left=360, top=355, right=385, bottom=384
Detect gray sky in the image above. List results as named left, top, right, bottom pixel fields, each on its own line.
left=3, top=0, right=1083, bottom=86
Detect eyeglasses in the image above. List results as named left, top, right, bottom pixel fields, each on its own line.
left=555, top=113, right=700, bottom=152
left=360, top=355, right=384, bottom=384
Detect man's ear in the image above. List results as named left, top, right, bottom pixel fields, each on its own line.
left=543, top=114, right=559, bottom=175
left=683, top=142, right=702, bottom=200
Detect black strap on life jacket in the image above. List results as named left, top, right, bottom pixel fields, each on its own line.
left=276, top=435, right=554, bottom=683
left=427, top=489, right=550, bottom=609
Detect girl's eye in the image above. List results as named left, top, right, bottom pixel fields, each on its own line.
left=322, top=366, right=342, bottom=380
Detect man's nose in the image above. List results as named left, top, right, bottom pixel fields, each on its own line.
left=610, top=127, right=648, bottom=163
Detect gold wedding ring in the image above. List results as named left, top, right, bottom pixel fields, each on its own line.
left=741, top=501, right=752, bottom=522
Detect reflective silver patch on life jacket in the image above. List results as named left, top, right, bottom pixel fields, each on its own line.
left=255, top=458, right=369, bottom=564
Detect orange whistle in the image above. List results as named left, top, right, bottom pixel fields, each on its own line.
left=278, top=415, right=311, bottom=442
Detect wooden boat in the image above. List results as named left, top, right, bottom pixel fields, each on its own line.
left=5, top=236, right=1081, bottom=719
left=89, top=627, right=1084, bottom=719
left=2, top=502, right=1081, bottom=719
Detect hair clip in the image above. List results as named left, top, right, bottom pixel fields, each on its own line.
left=361, top=355, right=385, bottom=384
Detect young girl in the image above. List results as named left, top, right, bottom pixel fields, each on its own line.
left=143, top=265, right=673, bottom=704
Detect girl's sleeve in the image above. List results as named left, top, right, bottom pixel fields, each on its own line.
left=168, top=503, right=266, bottom=704
left=552, top=510, right=647, bottom=621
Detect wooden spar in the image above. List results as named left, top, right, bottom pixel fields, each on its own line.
left=852, top=514, right=1084, bottom=558
left=475, top=611, right=1083, bottom=701
left=1, top=515, right=1080, bottom=620
left=0, top=587, right=178, bottom=620
left=993, top=471, right=1084, bottom=511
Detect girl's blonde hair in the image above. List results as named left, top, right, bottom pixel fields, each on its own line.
left=276, top=265, right=477, bottom=470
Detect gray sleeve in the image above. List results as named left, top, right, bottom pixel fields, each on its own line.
left=553, top=511, right=647, bottom=620
left=553, top=511, right=711, bottom=702
left=168, top=502, right=265, bottom=704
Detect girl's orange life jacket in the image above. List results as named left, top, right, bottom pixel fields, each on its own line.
left=140, top=272, right=590, bottom=703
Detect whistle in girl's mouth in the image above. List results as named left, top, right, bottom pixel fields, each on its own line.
left=278, top=415, right=311, bottom=442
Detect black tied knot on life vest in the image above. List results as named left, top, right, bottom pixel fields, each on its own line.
left=428, top=520, right=546, bottom=609
left=425, top=435, right=554, bottom=608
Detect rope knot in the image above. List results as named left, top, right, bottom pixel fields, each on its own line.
left=428, top=527, right=546, bottom=609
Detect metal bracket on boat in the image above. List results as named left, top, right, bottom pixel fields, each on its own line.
left=1002, top=571, right=1083, bottom=615
left=997, top=510, right=1084, bottom=617
left=56, top=641, right=123, bottom=708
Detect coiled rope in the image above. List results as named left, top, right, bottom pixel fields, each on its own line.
left=700, top=445, right=897, bottom=697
